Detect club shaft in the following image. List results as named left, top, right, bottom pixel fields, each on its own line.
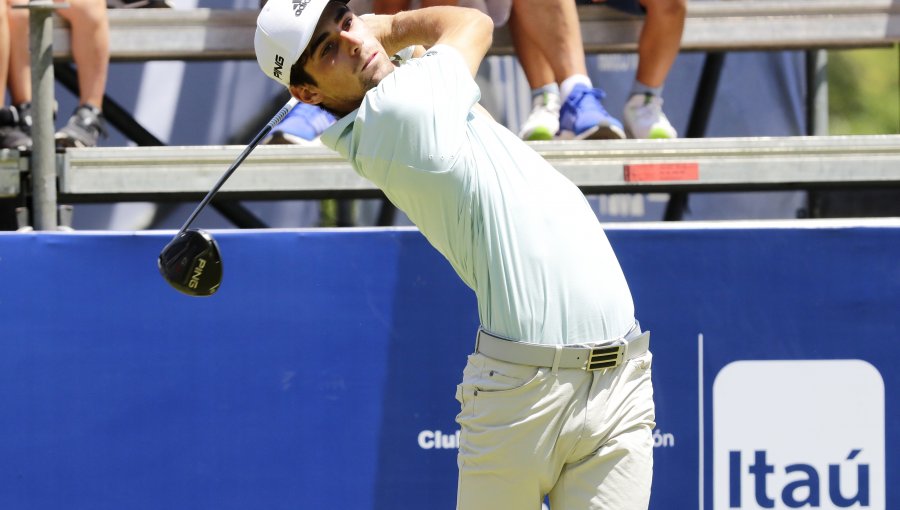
left=176, top=97, right=300, bottom=235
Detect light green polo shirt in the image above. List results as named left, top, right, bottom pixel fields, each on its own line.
left=321, top=45, right=634, bottom=345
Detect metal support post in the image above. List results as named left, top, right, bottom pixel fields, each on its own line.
left=806, top=49, right=829, bottom=136
left=804, top=49, right=829, bottom=217
left=665, top=52, right=727, bottom=221
left=16, top=0, right=65, bottom=230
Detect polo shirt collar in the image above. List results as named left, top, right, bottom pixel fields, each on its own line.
left=320, top=109, right=358, bottom=151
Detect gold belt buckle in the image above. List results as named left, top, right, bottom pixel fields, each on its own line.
left=586, top=340, right=625, bottom=370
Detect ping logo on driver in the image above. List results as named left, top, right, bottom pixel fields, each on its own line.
left=292, top=0, right=311, bottom=16
left=273, top=54, right=285, bottom=80
left=188, top=258, right=207, bottom=289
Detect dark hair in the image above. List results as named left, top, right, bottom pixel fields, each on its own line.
left=289, top=51, right=345, bottom=118
left=288, top=1, right=354, bottom=117
left=289, top=52, right=316, bottom=88
left=289, top=3, right=353, bottom=89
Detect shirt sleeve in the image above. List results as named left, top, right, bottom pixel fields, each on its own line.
left=355, top=44, right=481, bottom=174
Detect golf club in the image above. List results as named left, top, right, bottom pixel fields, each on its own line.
left=158, top=97, right=299, bottom=296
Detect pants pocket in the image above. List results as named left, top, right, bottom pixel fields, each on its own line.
left=468, top=353, right=543, bottom=395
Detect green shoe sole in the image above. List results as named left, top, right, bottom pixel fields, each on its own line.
left=525, top=127, right=555, bottom=141
left=648, top=126, right=676, bottom=139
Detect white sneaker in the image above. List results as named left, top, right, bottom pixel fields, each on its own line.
left=623, top=93, right=677, bottom=139
left=518, top=92, right=561, bottom=141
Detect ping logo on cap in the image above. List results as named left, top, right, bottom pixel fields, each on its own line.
left=292, top=0, right=311, bottom=16
left=273, top=54, right=285, bottom=79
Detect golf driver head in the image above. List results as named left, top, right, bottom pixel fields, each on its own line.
left=158, top=229, right=223, bottom=297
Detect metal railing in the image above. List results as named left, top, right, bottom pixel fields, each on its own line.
left=51, top=135, right=900, bottom=201
left=7, top=0, right=900, bottom=228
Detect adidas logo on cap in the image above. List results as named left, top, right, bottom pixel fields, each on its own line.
left=292, top=0, right=311, bottom=16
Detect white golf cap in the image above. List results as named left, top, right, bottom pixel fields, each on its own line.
left=255, top=0, right=346, bottom=87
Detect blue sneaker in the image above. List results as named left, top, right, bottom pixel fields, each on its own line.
left=265, top=102, right=335, bottom=145
left=558, top=84, right=626, bottom=140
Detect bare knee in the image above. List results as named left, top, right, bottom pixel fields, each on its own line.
left=56, top=0, right=108, bottom=26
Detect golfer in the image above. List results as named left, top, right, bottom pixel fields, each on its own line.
left=255, top=1, right=656, bottom=508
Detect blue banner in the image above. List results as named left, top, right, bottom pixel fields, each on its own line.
left=0, top=223, right=896, bottom=509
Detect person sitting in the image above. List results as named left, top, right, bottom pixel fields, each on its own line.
left=9, top=0, right=110, bottom=148
left=512, top=0, right=684, bottom=140
left=0, top=0, right=31, bottom=151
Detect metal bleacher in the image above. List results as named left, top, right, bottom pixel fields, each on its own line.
left=58, top=136, right=900, bottom=201
left=51, top=0, right=900, bottom=59
left=3, top=0, right=900, bottom=227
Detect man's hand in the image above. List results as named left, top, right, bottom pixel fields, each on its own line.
left=360, top=13, right=396, bottom=53
left=366, top=6, right=493, bottom=78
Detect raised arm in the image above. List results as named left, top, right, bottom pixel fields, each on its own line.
left=366, top=6, right=494, bottom=77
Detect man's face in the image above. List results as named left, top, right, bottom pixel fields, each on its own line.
left=292, top=2, right=395, bottom=114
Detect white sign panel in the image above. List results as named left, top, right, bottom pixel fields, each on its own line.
left=713, top=360, right=884, bottom=509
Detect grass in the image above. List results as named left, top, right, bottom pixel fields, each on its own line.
left=828, top=45, right=900, bottom=135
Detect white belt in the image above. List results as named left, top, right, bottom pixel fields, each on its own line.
left=475, top=328, right=650, bottom=371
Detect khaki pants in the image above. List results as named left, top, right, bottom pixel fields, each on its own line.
left=455, top=348, right=655, bottom=509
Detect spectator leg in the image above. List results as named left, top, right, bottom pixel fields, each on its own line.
left=56, top=0, right=109, bottom=108
left=635, top=0, right=685, bottom=88
left=508, top=4, right=555, bottom=89
left=8, top=0, right=30, bottom=104
left=508, top=0, right=588, bottom=81
left=0, top=0, right=8, bottom=104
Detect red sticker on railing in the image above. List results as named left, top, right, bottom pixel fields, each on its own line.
left=624, top=163, right=699, bottom=182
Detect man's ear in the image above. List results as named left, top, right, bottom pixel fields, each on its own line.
left=290, top=84, right=322, bottom=106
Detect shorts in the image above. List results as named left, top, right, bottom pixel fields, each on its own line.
left=577, top=0, right=646, bottom=16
